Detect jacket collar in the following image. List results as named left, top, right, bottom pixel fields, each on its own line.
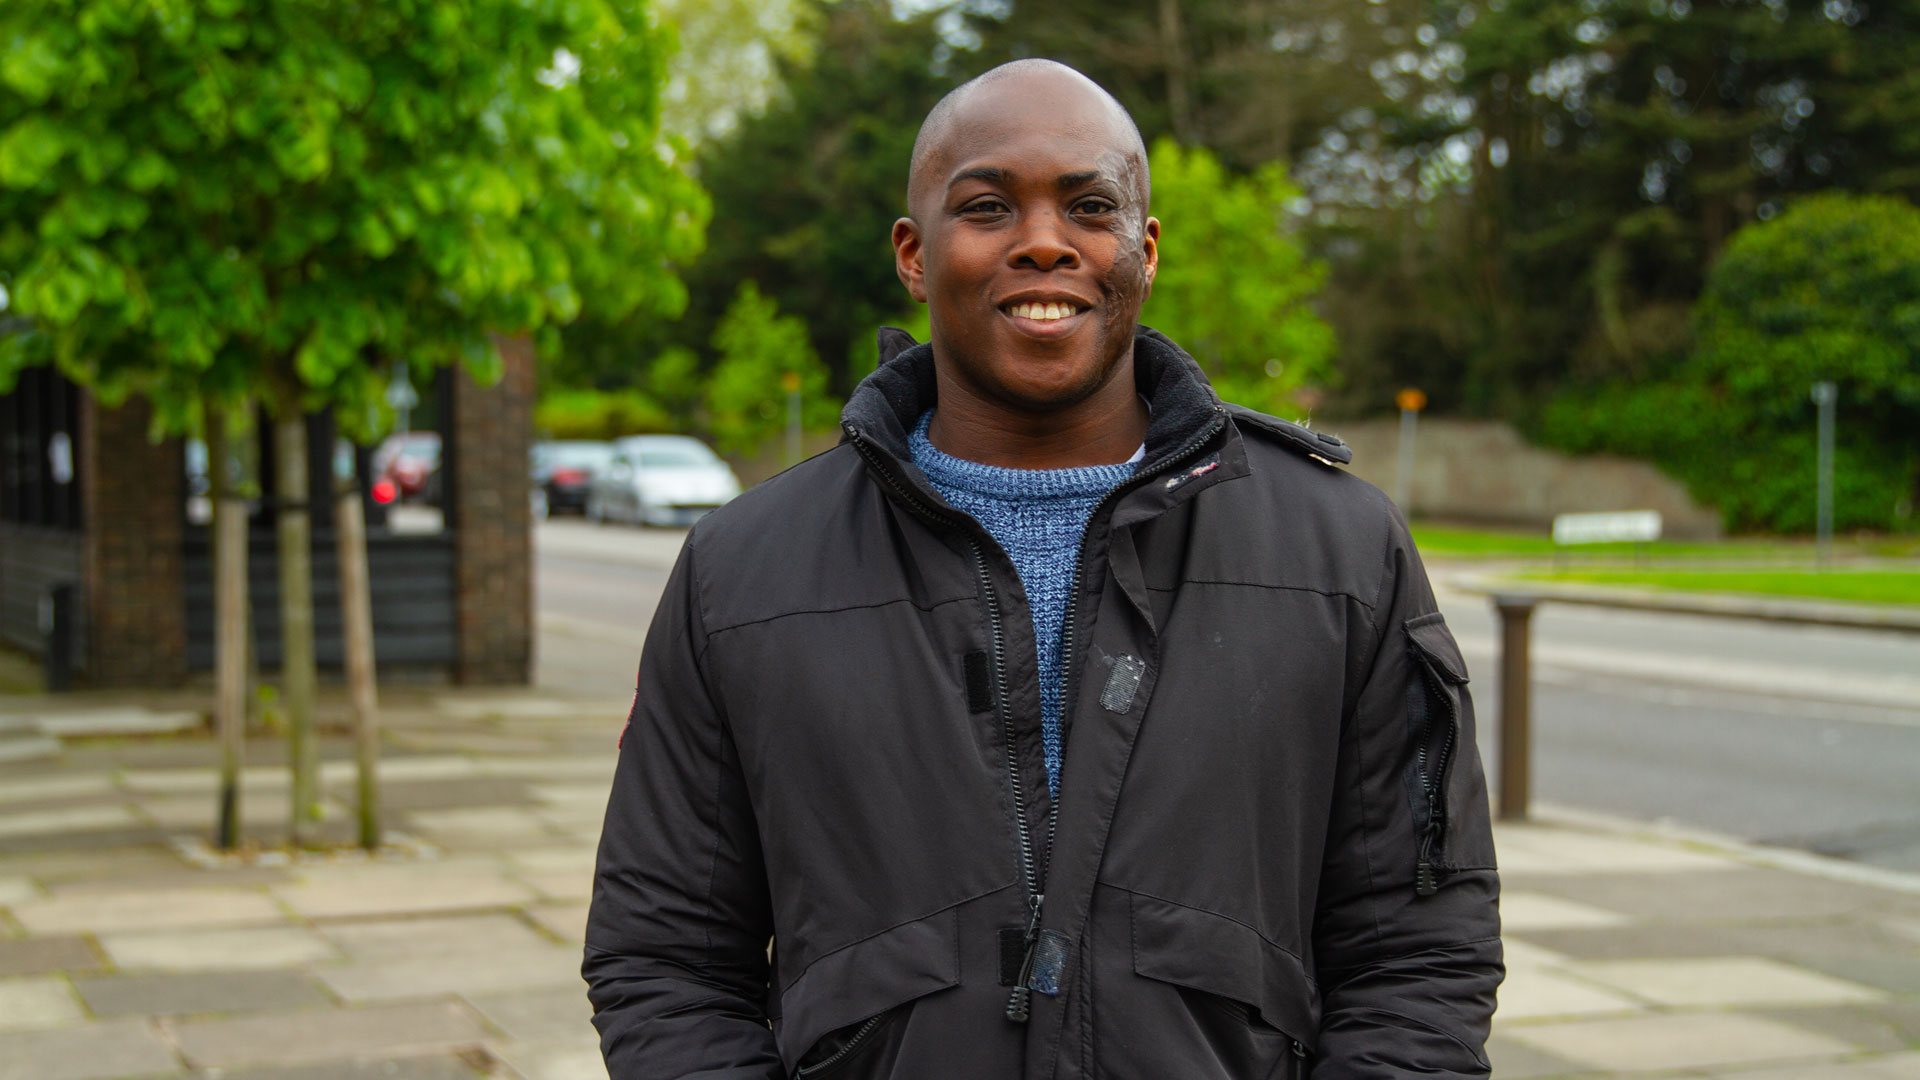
left=841, top=325, right=1226, bottom=472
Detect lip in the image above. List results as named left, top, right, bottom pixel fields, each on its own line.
left=996, top=291, right=1096, bottom=340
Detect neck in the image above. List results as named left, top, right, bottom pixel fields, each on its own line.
left=927, top=359, right=1149, bottom=470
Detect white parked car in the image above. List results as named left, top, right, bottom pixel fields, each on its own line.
left=587, top=435, right=742, bottom=527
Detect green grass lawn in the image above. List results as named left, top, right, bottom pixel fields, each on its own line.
left=1512, top=568, right=1920, bottom=606
left=1409, top=523, right=1920, bottom=561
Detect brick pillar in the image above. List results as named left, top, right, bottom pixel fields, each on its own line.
left=449, top=336, right=534, bottom=684
left=81, top=393, right=187, bottom=686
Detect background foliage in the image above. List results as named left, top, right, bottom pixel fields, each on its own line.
left=0, top=0, right=703, bottom=434
left=1539, top=193, right=1920, bottom=531
left=1141, top=139, right=1335, bottom=414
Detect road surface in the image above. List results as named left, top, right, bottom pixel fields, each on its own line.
left=536, top=518, right=1920, bottom=872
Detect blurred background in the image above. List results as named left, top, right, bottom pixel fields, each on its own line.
left=0, top=2, right=1917, bottom=1079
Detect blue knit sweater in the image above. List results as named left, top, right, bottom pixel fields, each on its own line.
left=909, top=411, right=1140, bottom=799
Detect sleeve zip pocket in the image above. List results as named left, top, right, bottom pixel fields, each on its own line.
left=1403, top=613, right=1471, bottom=898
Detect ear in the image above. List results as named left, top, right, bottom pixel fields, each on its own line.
left=1141, top=216, right=1160, bottom=299
left=893, top=217, right=928, bottom=303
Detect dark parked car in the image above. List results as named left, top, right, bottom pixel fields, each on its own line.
left=532, top=440, right=616, bottom=518
left=372, top=432, right=441, bottom=505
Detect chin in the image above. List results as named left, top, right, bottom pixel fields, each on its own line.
left=986, top=356, right=1117, bottom=413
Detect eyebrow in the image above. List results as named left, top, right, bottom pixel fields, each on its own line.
left=946, top=167, right=1112, bottom=192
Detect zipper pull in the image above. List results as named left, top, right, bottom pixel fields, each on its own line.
left=1005, top=894, right=1044, bottom=1022
left=1415, top=827, right=1440, bottom=897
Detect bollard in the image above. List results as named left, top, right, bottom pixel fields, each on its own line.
left=1492, top=595, right=1538, bottom=820
left=40, top=583, right=75, bottom=692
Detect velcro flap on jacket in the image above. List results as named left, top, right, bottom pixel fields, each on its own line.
left=1404, top=613, right=1470, bottom=684
left=1130, top=893, right=1318, bottom=1048
left=1100, top=654, right=1148, bottom=713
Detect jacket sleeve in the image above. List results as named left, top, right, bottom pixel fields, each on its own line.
left=1309, top=505, right=1503, bottom=1078
left=583, top=536, right=781, bottom=1079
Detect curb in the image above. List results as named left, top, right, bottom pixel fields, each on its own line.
left=1524, top=801, right=1920, bottom=897
left=1449, top=572, right=1920, bottom=634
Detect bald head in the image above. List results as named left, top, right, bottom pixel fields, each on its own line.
left=907, top=60, right=1149, bottom=221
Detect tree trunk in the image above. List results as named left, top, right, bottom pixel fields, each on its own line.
left=333, top=474, right=381, bottom=850
left=208, top=404, right=250, bottom=850
left=1157, top=0, right=1195, bottom=144
left=273, top=409, right=322, bottom=847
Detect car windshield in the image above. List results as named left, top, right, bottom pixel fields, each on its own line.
left=636, top=444, right=718, bottom=468
left=392, top=433, right=440, bottom=462
left=547, top=443, right=615, bottom=468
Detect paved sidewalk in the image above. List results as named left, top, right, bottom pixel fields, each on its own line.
left=2, top=687, right=1917, bottom=1078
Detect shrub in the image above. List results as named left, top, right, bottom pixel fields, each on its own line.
left=1538, top=193, right=1920, bottom=532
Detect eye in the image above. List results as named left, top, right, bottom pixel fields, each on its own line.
left=1073, top=197, right=1118, bottom=215
left=961, top=197, right=1009, bottom=215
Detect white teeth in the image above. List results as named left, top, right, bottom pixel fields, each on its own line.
left=1008, top=302, right=1078, bottom=321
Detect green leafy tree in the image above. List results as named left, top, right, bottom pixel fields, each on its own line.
left=655, top=0, right=814, bottom=145
left=669, top=0, right=953, bottom=392
left=705, top=281, right=838, bottom=454
left=1143, top=140, right=1336, bottom=414
left=0, top=0, right=702, bottom=841
left=1541, top=193, right=1920, bottom=532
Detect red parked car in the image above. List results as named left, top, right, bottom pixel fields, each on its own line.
left=372, top=432, right=442, bottom=505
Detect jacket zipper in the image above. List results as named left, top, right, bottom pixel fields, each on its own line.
left=795, top=1010, right=889, bottom=1077
left=1412, top=659, right=1458, bottom=897
left=847, top=413, right=1225, bottom=1021
left=843, top=426, right=1049, bottom=1021
left=1002, top=409, right=1227, bottom=1019
left=975, top=539, right=1048, bottom=1022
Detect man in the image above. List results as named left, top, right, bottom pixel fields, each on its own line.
left=585, top=60, right=1502, bottom=1079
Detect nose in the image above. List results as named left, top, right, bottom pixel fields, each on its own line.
left=1009, top=210, right=1079, bottom=272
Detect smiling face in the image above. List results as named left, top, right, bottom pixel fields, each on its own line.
left=894, top=66, right=1158, bottom=417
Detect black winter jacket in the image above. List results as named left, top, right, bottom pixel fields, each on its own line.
left=585, top=328, right=1503, bottom=1079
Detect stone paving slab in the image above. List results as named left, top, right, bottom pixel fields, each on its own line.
left=363, top=777, right=538, bottom=811
left=1502, top=1011, right=1861, bottom=1071
left=1484, top=1035, right=1592, bottom=1080
left=1510, top=866, right=1920, bottom=922
left=473, top=757, right=615, bottom=782
left=1499, top=889, right=1633, bottom=931
left=525, top=900, right=589, bottom=942
left=0, top=936, right=103, bottom=977
left=1703, top=1051, right=1920, bottom=1080
left=0, top=803, right=142, bottom=839
left=0, top=1018, right=180, bottom=1080
left=11, top=886, right=284, bottom=936
left=318, top=945, right=583, bottom=1002
left=0, top=774, right=115, bottom=805
left=0, top=974, right=87, bottom=1030
left=168, top=1000, right=492, bottom=1070
left=0, top=845, right=189, bottom=886
left=100, top=926, right=340, bottom=972
left=1567, top=955, right=1887, bottom=1008
left=205, top=1055, right=488, bottom=1080
left=1494, top=823, right=1747, bottom=875
left=319, top=913, right=555, bottom=961
left=406, top=806, right=558, bottom=844
left=74, top=969, right=333, bottom=1018
left=272, top=866, right=538, bottom=919
left=463, top=985, right=595, bottom=1044
left=0, top=735, right=60, bottom=764
left=1753, top=1003, right=1920, bottom=1054
left=517, top=869, right=593, bottom=903
left=30, top=707, right=202, bottom=737
left=488, top=1038, right=608, bottom=1080
left=1492, top=963, right=1644, bottom=1021
left=0, top=874, right=39, bottom=904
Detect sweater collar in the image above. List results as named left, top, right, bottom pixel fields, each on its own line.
left=841, top=325, right=1225, bottom=472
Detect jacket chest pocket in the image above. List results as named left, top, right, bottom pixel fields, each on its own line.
left=1099, top=892, right=1316, bottom=1080
left=772, top=911, right=960, bottom=1079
